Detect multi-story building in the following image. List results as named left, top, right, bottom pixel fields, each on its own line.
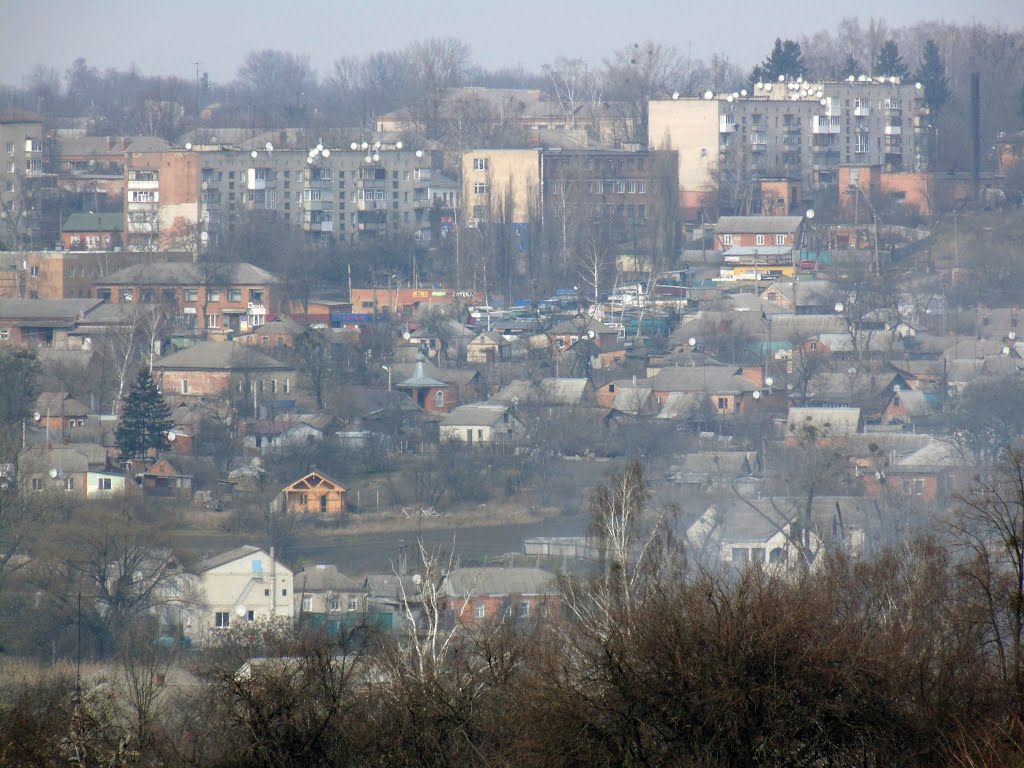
left=94, top=261, right=278, bottom=336
left=460, top=147, right=678, bottom=231
left=2, top=249, right=191, bottom=300
left=648, top=77, right=930, bottom=218
left=124, top=143, right=448, bottom=250
left=1, top=111, right=48, bottom=249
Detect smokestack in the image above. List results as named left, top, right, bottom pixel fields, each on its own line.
left=971, top=73, right=981, bottom=204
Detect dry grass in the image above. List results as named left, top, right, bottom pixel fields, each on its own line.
left=0, top=657, right=108, bottom=687
left=337, top=500, right=559, bottom=535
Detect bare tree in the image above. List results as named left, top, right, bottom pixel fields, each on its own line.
left=543, top=57, right=600, bottom=129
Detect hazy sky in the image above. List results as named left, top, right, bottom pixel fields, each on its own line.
left=3, top=0, right=1023, bottom=86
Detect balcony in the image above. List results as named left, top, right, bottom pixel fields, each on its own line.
left=812, top=116, right=841, bottom=135
left=126, top=221, right=156, bottom=234
left=246, top=168, right=266, bottom=190
left=884, top=125, right=902, bottom=135
left=853, top=105, right=871, bottom=117
left=127, top=178, right=159, bottom=191
left=127, top=201, right=158, bottom=212
left=356, top=199, right=388, bottom=211
left=301, top=199, right=332, bottom=212
left=719, top=116, right=737, bottom=133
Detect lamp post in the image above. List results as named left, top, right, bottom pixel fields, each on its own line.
left=381, top=365, right=391, bottom=392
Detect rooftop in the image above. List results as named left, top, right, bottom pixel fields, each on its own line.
left=153, top=341, right=291, bottom=372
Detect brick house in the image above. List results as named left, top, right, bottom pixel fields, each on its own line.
left=395, top=358, right=454, bottom=414
left=152, top=341, right=296, bottom=404
left=94, top=262, right=278, bottom=338
left=61, top=212, right=124, bottom=251
left=33, top=391, right=90, bottom=436
left=0, top=298, right=103, bottom=348
left=438, top=567, right=557, bottom=628
left=280, top=470, right=346, bottom=521
left=294, top=564, right=367, bottom=615
left=715, top=215, right=803, bottom=251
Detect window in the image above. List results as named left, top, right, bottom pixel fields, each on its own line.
left=249, top=289, right=264, bottom=304
left=208, top=289, right=221, bottom=302
left=247, top=610, right=255, bottom=621
left=120, top=288, right=134, bottom=302
left=472, top=157, right=489, bottom=171
left=776, top=234, right=786, bottom=245
left=732, top=547, right=750, bottom=564
left=301, top=597, right=312, bottom=612
left=282, top=589, right=288, bottom=597
left=181, top=379, right=189, bottom=394
left=0, top=329, right=9, bottom=341
left=721, top=234, right=733, bottom=245
left=756, top=234, right=765, bottom=245
left=518, top=601, right=530, bottom=618
left=717, top=397, right=728, bottom=410
left=283, top=379, right=290, bottom=394
left=98, top=477, right=112, bottom=491
left=207, top=314, right=219, bottom=329
left=215, top=612, right=230, bottom=628
left=434, top=390, right=444, bottom=409
left=330, top=597, right=341, bottom=611
left=184, top=288, right=199, bottom=302
left=475, top=602, right=486, bottom=619
left=64, top=477, right=74, bottom=492
left=264, top=589, right=270, bottom=596
left=31, top=478, right=42, bottom=491
left=4, top=143, right=12, bottom=156
left=228, top=288, right=242, bottom=302
left=473, top=183, right=489, bottom=195
left=348, top=598, right=358, bottom=612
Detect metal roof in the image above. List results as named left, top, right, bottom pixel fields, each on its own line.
left=716, top=215, right=804, bottom=234
left=153, top=341, right=291, bottom=371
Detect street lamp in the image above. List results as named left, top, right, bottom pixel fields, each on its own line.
left=381, top=365, right=391, bottom=391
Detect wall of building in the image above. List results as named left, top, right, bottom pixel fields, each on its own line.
left=461, top=149, right=540, bottom=224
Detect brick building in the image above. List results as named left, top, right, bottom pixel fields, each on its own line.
left=61, top=212, right=123, bottom=251
left=152, top=341, right=296, bottom=404
left=439, top=567, right=556, bottom=628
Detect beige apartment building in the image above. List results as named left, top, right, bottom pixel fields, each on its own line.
left=648, top=77, right=929, bottom=218
left=1, top=111, right=48, bottom=249
left=124, top=143, right=454, bottom=251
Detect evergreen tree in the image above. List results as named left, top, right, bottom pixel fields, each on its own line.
left=750, top=38, right=806, bottom=84
left=841, top=54, right=861, bottom=79
left=115, top=368, right=173, bottom=460
left=914, top=39, right=950, bottom=115
left=874, top=40, right=909, bottom=79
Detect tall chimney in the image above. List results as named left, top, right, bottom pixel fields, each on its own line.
left=971, top=73, right=981, bottom=204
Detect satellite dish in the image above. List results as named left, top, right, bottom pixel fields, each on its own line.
left=317, top=143, right=324, bottom=152
left=396, top=140, right=403, bottom=149
left=184, top=142, right=192, bottom=150
left=672, top=91, right=680, bottom=100
left=806, top=209, right=815, bottom=219
left=412, top=574, right=422, bottom=586
left=372, top=152, right=380, bottom=161
left=250, top=150, right=258, bottom=159
left=403, top=331, right=411, bottom=340
left=1003, top=346, right=1011, bottom=356
left=364, top=155, right=372, bottom=163
left=350, top=142, right=358, bottom=150
left=915, top=82, right=922, bottom=90
left=48, top=468, right=58, bottom=479
left=167, top=431, right=177, bottom=442
left=415, top=149, right=424, bottom=158
left=265, top=141, right=273, bottom=152
left=33, top=411, right=41, bottom=422
left=765, top=377, right=774, bottom=387
left=893, top=384, right=902, bottom=392
left=778, top=75, right=785, bottom=82
left=847, top=75, right=855, bottom=82
left=740, top=89, right=747, bottom=97
left=688, top=337, right=697, bottom=347
left=234, top=605, right=247, bottom=618
left=587, top=330, right=595, bottom=339
left=796, top=76, right=803, bottom=84
left=726, top=95, right=733, bottom=103
left=1009, top=331, right=1017, bottom=340
left=361, top=141, right=369, bottom=150
left=752, top=390, right=761, bottom=400
left=306, top=157, right=313, bottom=164
left=703, top=90, right=713, bottom=99
left=374, top=141, right=381, bottom=149
left=321, top=149, right=330, bottom=158
left=820, top=98, right=827, bottom=106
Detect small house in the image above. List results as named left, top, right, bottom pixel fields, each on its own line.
left=280, top=470, right=347, bottom=521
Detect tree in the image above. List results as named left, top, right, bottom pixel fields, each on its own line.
left=115, top=369, right=173, bottom=460
left=543, top=57, right=600, bottom=130
left=235, top=49, right=316, bottom=127
left=404, top=37, right=471, bottom=139
left=841, top=53, right=861, bottom=78
left=0, top=349, right=40, bottom=429
left=874, top=39, right=910, bottom=79
left=293, top=330, right=333, bottom=410
left=946, top=376, right=1024, bottom=467
left=750, top=38, right=806, bottom=84
left=915, top=39, right=950, bottom=115
left=603, top=41, right=696, bottom=143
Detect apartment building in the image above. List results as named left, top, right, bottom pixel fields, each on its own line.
left=461, top=147, right=678, bottom=228
left=4, top=249, right=191, bottom=300
left=1, top=111, right=48, bottom=248
left=124, top=143, right=446, bottom=250
left=648, top=77, right=929, bottom=218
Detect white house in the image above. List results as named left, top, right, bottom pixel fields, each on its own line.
left=439, top=403, right=524, bottom=447
left=86, top=470, right=126, bottom=497
left=190, top=545, right=294, bottom=642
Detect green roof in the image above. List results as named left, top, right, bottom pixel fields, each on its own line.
left=63, top=212, right=123, bottom=232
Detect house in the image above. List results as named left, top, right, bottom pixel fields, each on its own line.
left=391, top=358, right=485, bottom=405
left=191, top=545, right=294, bottom=641
left=152, top=341, right=296, bottom=404
left=759, top=280, right=835, bottom=315
left=138, top=458, right=193, bottom=499
left=244, top=418, right=326, bottom=454
left=87, top=469, right=126, bottom=497
left=402, top=315, right=476, bottom=363
left=395, top=358, right=455, bottom=414
left=439, top=403, right=524, bottom=447
left=785, top=407, right=862, bottom=442
left=687, top=496, right=878, bottom=571
left=491, top=377, right=596, bottom=408
left=234, top=315, right=308, bottom=347
left=94, top=262, right=279, bottom=338
left=667, top=451, right=762, bottom=494
left=294, top=564, right=368, bottom=616
left=61, top=212, right=124, bottom=251
left=466, top=331, right=511, bottom=364
left=33, top=391, right=90, bottom=436
left=17, top=445, right=90, bottom=496
left=648, top=366, right=761, bottom=415
left=808, top=332, right=905, bottom=361
left=715, top=215, right=804, bottom=252
left=880, top=388, right=940, bottom=428
left=438, top=567, right=557, bottom=627
left=547, top=316, right=620, bottom=352
left=280, top=470, right=347, bottom=521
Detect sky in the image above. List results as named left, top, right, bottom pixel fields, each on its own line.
left=2, top=0, right=1023, bottom=86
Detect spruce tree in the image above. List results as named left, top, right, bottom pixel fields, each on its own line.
left=874, top=40, right=909, bottom=79
left=116, top=368, right=173, bottom=460
left=750, top=38, right=806, bottom=84
left=914, top=39, right=950, bottom=116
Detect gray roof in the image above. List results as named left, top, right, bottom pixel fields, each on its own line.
left=441, top=404, right=510, bottom=427
left=98, top=261, right=277, bottom=286
left=891, top=389, right=938, bottom=417
left=198, top=545, right=264, bottom=573
left=392, top=360, right=479, bottom=387
left=441, top=567, right=557, bottom=597
left=396, top=359, right=447, bottom=389
left=716, top=215, right=803, bottom=234
left=492, top=377, right=591, bottom=406
left=36, top=392, right=90, bottom=417
left=651, top=366, right=757, bottom=394
left=295, top=565, right=364, bottom=593
left=0, top=298, right=102, bottom=322
left=361, top=573, right=421, bottom=600
left=154, top=341, right=291, bottom=372
left=18, top=446, right=91, bottom=474
left=786, top=407, right=861, bottom=436
left=760, top=280, right=834, bottom=307
left=656, top=391, right=701, bottom=419
left=816, top=333, right=903, bottom=354
left=695, top=496, right=879, bottom=545
left=611, top=386, right=654, bottom=414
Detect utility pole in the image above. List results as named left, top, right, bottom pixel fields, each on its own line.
left=194, top=62, right=200, bottom=142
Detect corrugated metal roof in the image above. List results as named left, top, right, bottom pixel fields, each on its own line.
left=716, top=215, right=803, bottom=234
left=441, top=567, right=557, bottom=597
